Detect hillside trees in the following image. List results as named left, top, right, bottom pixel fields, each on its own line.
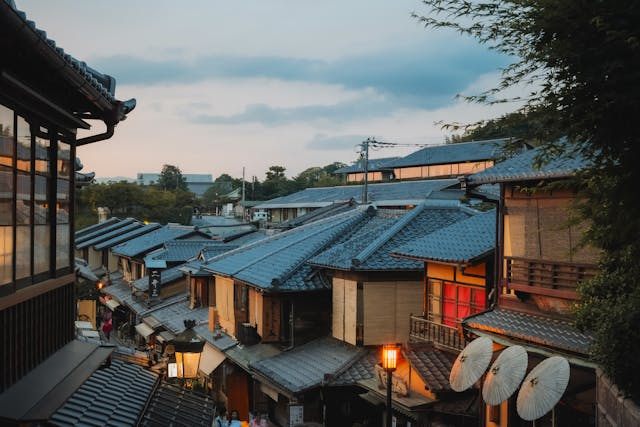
left=415, top=0, right=640, bottom=399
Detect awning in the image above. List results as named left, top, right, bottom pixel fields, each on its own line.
left=135, top=322, right=155, bottom=339
left=74, top=320, right=93, bottom=330
left=105, top=299, right=121, bottom=311
left=79, top=329, right=100, bottom=339
left=156, top=330, right=175, bottom=344
left=199, top=344, right=226, bottom=376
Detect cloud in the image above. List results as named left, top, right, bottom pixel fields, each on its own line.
left=306, top=134, right=372, bottom=151
left=93, top=41, right=509, bottom=110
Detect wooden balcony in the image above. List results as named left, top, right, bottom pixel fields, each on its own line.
left=504, top=256, right=598, bottom=300
left=409, top=315, right=465, bottom=351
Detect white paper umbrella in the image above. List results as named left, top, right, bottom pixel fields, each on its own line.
left=449, top=336, right=493, bottom=392
left=482, top=345, right=528, bottom=405
left=516, top=356, right=570, bottom=421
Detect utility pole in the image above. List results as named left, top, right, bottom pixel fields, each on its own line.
left=361, top=138, right=371, bottom=204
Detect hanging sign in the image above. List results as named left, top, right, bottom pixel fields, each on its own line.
left=149, top=269, right=161, bottom=298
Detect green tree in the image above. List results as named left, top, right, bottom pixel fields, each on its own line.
left=157, top=164, right=188, bottom=191
left=416, top=0, right=640, bottom=399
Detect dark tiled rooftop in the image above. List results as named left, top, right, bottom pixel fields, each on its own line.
left=250, top=337, right=363, bottom=394
left=468, top=146, right=587, bottom=184
left=404, top=345, right=455, bottom=393
left=146, top=239, right=222, bottom=263
left=463, top=309, right=593, bottom=355
left=49, top=358, right=158, bottom=427
left=334, top=157, right=401, bottom=174
left=132, top=264, right=186, bottom=292
left=204, top=209, right=368, bottom=291
left=75, top=218, right=135, bottom=245
left=388, top=139, right=510, bottom=168
left=75, top=217, right=119, bottom=238
left=112, top=225, right=206, bottom=258
left=139, top=383, right=215, bottom=427
left=255, top=179, right=459, bottom=209
left=330, top=347, right=379, bottom=386
left=93, top=223, right=162, bottom=250
left=392, top=209, right=495, bottom=264
left=309, top=203, right=473, bottom=271
left=76, top=221, right=144, bottom=250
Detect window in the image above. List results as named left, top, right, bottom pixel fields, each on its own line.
left=428, top=279, right=485, bottom=326
left=0, top=102, right=71, bottom=292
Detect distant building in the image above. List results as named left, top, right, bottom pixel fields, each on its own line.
left=136, top=172, right=214, bottom=197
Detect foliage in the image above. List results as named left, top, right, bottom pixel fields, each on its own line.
left=415, top=0, right=640, bottom=399
left=157, top=164, right=188, bottom=191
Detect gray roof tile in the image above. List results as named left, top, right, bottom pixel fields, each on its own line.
left=250, top=337, right=363, bottom=394
left=392, top=209, right=496, bottom=264
left=132, top=264, right=186, bottom=292
left=146, top=239, right=224, bottom=263
left=255, top=179, right=459, bottom=209
left=334, top=157, right=401, bottom=174
left=309, top=203, right=473, bottom=271
left=388, top=139, right=510, bottom=168
left=404, top=345, right=455, bottom=393
left=329, top=348, right=379, bottom=386
left=49, top=359, right=158, bottom=427
left=93, top=223, right=162, bottom=250
left=111, top=225, right=206, bottom=258
left=463, top=309, right=593, bottom=354
left=139, top=383, right=215, bottom=427
left=76, top=221, right=144, bottom=250
left=203, top=209, right=369, bottom=291
left=75, top=217, right=122, bottom=239
left=468, top=146, right=587, bottom=184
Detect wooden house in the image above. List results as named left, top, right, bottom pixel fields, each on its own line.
left=459, top=148, right=598, bottom=426
left=0, top=1, right=134, bottom=422
left=200, top=208, right=369, bottom=424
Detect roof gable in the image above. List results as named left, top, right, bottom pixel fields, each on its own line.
left=111, top=225, right=206, bottom=258
left=388, top=139, right=510, bottom=169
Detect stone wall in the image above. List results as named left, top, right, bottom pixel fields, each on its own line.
left=596, top=368, right=640, bottom=426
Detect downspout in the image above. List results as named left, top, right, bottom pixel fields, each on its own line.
left=76, top=123, right=114, bottom=146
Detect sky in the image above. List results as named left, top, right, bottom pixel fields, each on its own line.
left=20, top=0, right=519, bottom=181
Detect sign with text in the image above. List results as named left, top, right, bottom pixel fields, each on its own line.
left=149, top=269, right=161, bottom=298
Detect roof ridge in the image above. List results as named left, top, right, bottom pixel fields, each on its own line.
left=272, top=210, right=370, bottom=286
left=351, top=203, right=426, bottom=267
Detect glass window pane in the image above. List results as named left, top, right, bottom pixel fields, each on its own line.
left=16, top=117, right=31, bottom=172
left=56, top=178, right=69, bottom=224
left=34, top=225, right=50, bottom=275
left=34, top=175, right=49, bottom=225
left=16, top=172, right=30, bottom=225
left=0, top=165, right=12, bottom=226
left=35, top=136, right=49, bottom=175
left=16, top=225, right=31, bottom=280
left=0, top=105, right=13, bottom=168
left=57, top=142, right=71, bottom=179
left=0, top=226, right=12, bottom=286
left=56, top=223, right=69, bottom=270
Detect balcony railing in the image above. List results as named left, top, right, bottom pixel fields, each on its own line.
left=409, top=316, right=465, bottom=351
left=504, top=256, right=598, bottom=299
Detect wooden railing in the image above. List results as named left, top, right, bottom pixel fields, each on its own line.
left=504, top=256, right=598, bottom=299
left=409, top=316, right=465, bottom=351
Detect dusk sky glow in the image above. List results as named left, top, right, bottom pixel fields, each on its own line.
left=21, top=0, right=519, bottom=181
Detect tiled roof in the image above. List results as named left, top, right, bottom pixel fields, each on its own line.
left=334, top=157, right=401, bottom=174
left=309, top=202, right=473, bottom=271
left=392, top=209, right=495, bottom=264
left=111, top=225, right=205, bottom=258
left=146, top=303, right=208, bottom=334
left=200, top=244, right=240, bottom=260
left=463, top=309, right=593, bottom=355
left=75, top=217, right=119, bottom=239
left=467, top=146, right=587, bottom=184
left=194, top=325, right=238, bottom=352
left=388, top=139, right=510, bottom=168
left=221, top=230, right=269, bottom=246
left=146, top=239, right=223, bottom=263
left=254, top=179, right=459, bottom=209
left=93, top=223, right=162, bottom=250
left=76, top=221, right=144, bottom=250
left=178, top=260, right=212, bottom=277
left=203, top=209, right=369, bottom=291
left=1, top=2, right=134, bottom=121
left=49, top=358, right=158, bottom=427
left=139, top=383, right=215, bottom=427
left=103, top=276, right=189, bottom=317
left=277, top=201, right=356, bottom=229
left=76, top=218, right=136, bottom=245
left=404, top=345, right=455, bottom=393
left=132, top=264, right=185, bottom=292
left=250, top=337, right=364, bottom=395
left=330, top=347, right=379, bottom=386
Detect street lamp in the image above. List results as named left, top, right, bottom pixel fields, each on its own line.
left=382, top=345, right=398, bottom=427
left=169, top=320, right=205, bottom=380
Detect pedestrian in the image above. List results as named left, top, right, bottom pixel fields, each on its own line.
left=215, top=407, right=229, bottom=427
left=102, top=318, right=113, bottom=340
left=229, top=409, right=241, bottom=427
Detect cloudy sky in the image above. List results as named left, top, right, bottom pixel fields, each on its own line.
left=21, top=0, right=517, bottom=181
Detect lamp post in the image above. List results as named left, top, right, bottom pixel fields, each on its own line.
left=168, top=320, right=205, bottom=385
left=382, top=345, right=398, bottom=427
